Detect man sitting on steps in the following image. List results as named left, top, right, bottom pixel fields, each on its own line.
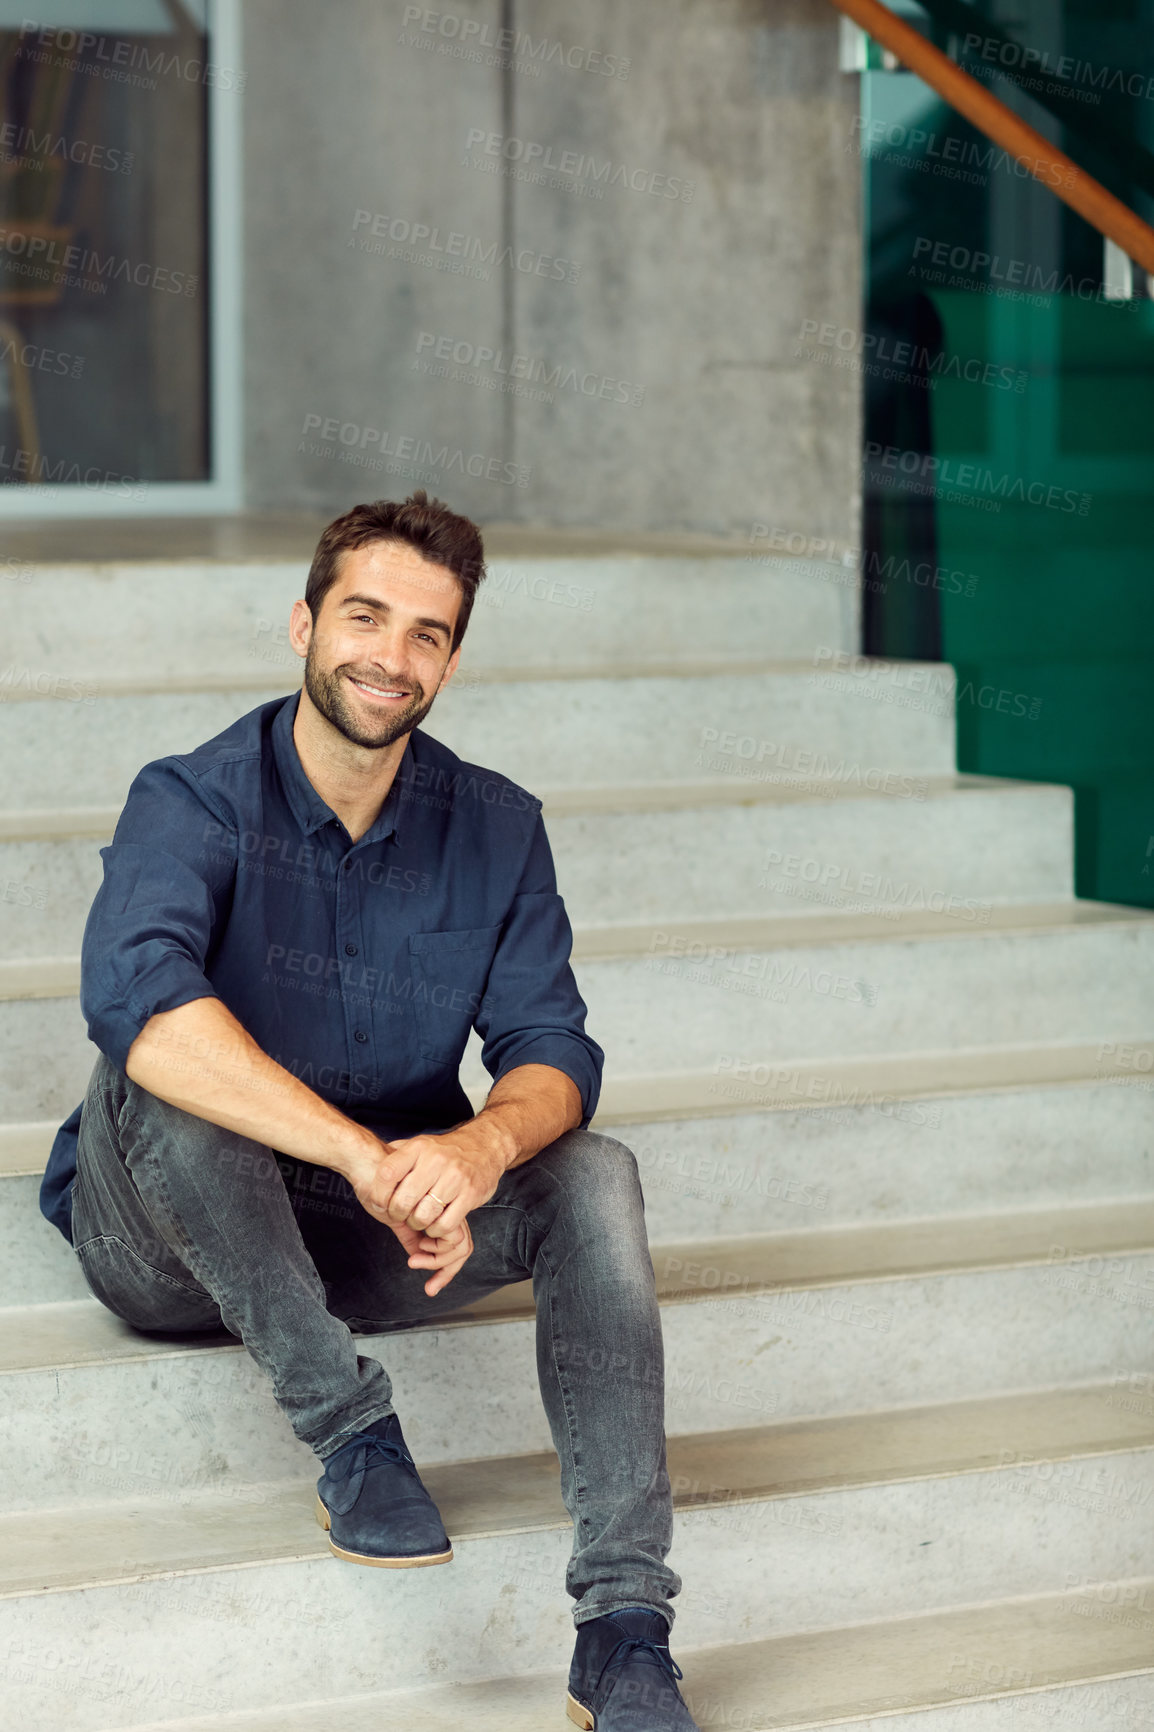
left=40, top=491, right=702, bottom=1732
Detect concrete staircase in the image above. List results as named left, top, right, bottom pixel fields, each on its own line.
left=1, top=528, right=1153, bottom=1731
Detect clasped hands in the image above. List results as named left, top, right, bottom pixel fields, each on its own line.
left=345, top=1126, right=508, bottom=1297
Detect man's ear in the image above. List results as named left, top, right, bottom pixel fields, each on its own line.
left=288, top=599, right=312, bottom=660
left=437, top=644, right=463, bottom=690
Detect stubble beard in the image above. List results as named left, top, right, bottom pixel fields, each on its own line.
left=304, top=646, right=439, bottom=750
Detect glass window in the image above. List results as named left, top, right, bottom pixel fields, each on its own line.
left=0, top=1, right=209, bottom=489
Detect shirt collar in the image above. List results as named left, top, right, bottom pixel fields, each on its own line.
left=271, top=691, right=409, bottom=847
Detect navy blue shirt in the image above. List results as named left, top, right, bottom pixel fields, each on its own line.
left=41, top=692, right=603, bottom=1241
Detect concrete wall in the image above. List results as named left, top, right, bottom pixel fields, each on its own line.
left=242, top=0, right=861, bottom=542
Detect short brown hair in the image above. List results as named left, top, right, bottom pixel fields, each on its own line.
left=305, top=491, right=486, bottom=653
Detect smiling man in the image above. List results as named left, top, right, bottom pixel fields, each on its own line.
left=40, top=493, right=700, bottom=1731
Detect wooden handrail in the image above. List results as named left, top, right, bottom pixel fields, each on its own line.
left=831, top=0, right=1154, bottom=276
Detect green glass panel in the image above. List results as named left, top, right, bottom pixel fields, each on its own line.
left=863, top=0, right=1154, bottom=908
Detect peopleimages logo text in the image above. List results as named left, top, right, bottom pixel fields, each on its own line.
left=962, top=31, right=1154, bottom=101
left=463, top=129, right=695, bottom=200
left=911, top=236, right=1130, bottom=305
left=0, top=226, right=195, bottom=294
left=799, top=319, right=1027, bottom=393
left=18, top=23, right=245, bottom=90
left=0, top=122, right=131, bottom=172
left=866, top=441, right=1090, bottom=515
left=415, top=331, right=645, bottom=405
left=299, top=415, right=531, bottom=487
left=850, top=116, right=1074, bottom=189
left=350, top=209, right=580, bottom=283
left=400, top=8, right=630, bottom=78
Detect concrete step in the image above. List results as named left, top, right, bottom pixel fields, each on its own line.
left=544, top=905, right=1154, bottom=1084
left=89, top=1590, right=1154, bottom=1732
left=1, top=763, right=1001, bottom=843
left=4, top=1383, right=1151, bottom=1593
left=4, top=1032, right=1152, bottom=1215
left=3, top=1202, right=1153, bottom=1508
left=0, top=518, right=780, bottom=565
left=550, top=775, right=1073, bottom=929
left=630, top=1074, right=1154, bottom=1241
left=0, top=1398, right=1151, bottom=1728
left=0, top=776, right=1074, bottom=960
left=3, top=902, right=1152, bottom=1127
left=0, top=1177, right=91, bottom=1304
left=595, top=1037, right=1154, bottom=1125
left=5, top=1071, right=1154, bottom=1309
left=0, top=551, right=853, bottom=679
left=0, top=662, right=956, bottom=810
left=3, top=519, right=1124, bottom=1730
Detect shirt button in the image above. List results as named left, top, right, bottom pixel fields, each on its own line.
left=345, top=943, right=358, bottom=956
left=354, top=1030, right=368, bottom=1043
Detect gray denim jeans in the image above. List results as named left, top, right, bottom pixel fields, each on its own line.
left=71, top=1051, right=680, bottom=1626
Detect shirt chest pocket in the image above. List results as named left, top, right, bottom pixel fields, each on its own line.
left=407, top=924, right=503, bottom=1065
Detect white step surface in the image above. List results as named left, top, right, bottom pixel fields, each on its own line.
left=4, top=905, right=1152, bottom=1124
left=555, top=908, right=1154, bottom=1081
left=1, top=1459, right=1151, bottom=1728
left=549, top=775, right=1074, bottom=928
left=1, top=1397, right=1152, bottom=1729
left=5, top=1075, right=1154, bottom=1309
left=2, top=527, right=1145, bottom=1731
left=0, top=663, right=957, bottom=808
left=0, top=776, right=1075, bottom=960
left=6, top=1036, right=1152, bottom=1177
left=0, top=1180, right=91, bottom=1304
left=3, top=1204, right=1153, bottom=1508
left=11, top=899, right=1140, bottom=1002
left=4, top=1384, right=1151, bottom=1593
left=0, top=552, right=855, bottom=677
left=2, top=761, right=1003, bottom=841
left=88, top=1588, right=1154, bottom=1732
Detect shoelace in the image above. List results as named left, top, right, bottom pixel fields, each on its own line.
left=323, top=1430, right=415, bottom=1484
left=596, top=1633, right=686, bottom=1702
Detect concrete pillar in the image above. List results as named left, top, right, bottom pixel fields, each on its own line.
left=242, top=0, right=861, bottom=544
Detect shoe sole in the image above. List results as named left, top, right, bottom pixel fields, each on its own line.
left=565, top=1693, right=595, bottom=1730
left=314, top=1493, right=454, bottom=1568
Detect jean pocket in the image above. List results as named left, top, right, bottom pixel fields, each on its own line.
left=75, top=1234, right=222, bottom=1332
left=407, top=924, right=502, bottom=1066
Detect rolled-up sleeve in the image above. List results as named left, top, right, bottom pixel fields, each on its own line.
left=476, top=811, right=604, bottom=1125
left=80, top=760, right=237, bottom=1072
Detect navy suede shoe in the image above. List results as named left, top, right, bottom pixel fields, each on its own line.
left=315, top=1414, right=452, bottom=1568
left=567, top=1607, right=699, bottom=1730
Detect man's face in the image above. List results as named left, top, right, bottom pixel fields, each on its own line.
left=291, top=541, right=463, bottom=750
